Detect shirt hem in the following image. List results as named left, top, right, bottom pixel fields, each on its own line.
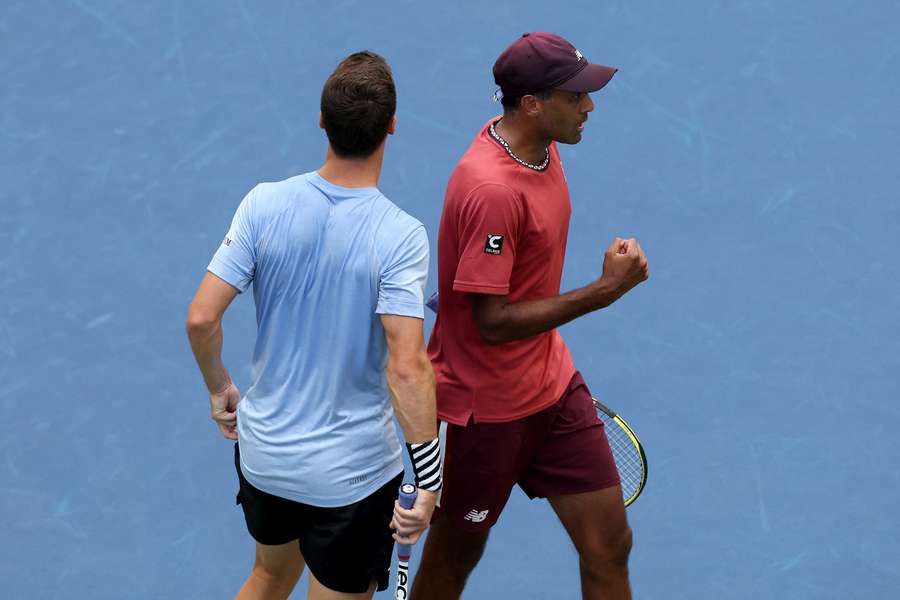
left=375, top=300, right=425, bottom=318
left=477, top=393, right=558, bottom=422
left=240, top=460, right=404, bottom=508
left=207, top=261, right=250, bottom=293
left=452, top=280, right=510, bottom=295
left=437, top=393, right=557, bottom=425
left=437, top=363, right=577, bottom=425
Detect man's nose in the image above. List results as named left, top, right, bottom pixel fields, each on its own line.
left=583, top=93, right=595, bottom=113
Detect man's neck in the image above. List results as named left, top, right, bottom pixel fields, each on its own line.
left=317, top=146, right=384, bottom=188
left=494, top=114, right=550, bottom=166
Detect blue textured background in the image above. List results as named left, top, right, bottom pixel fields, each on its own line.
left=2, top=1, right=898, bottom=598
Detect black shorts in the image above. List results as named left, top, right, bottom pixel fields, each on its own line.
left=234, top=443, right=402, bottom=594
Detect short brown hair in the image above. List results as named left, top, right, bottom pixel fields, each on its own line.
left=320, top=51, right=396, bottom=158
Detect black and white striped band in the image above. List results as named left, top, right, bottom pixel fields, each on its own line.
left=405, top=439, right=443, bottom=492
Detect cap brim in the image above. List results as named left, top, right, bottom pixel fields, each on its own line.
left=556, top=63, right=618, bottom=93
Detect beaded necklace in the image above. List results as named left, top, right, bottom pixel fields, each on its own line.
left=488, top=120, right=550, bottom=172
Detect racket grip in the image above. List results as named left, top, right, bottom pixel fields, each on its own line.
left=398, top=483, right=418, bottom=510
left=396, top=483, right=418, bottom=558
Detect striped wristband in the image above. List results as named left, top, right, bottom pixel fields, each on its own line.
left=405, top=439, right=443, bottom=492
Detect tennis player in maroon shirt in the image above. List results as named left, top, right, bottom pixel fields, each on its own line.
left=410, top=33, right=649, bottom=599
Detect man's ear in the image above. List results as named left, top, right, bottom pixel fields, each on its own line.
left=387, top=115, right=397, bottom=135
left=319, top=112, right=325, bottom=129
left=521, top=94, right=541, bottom=118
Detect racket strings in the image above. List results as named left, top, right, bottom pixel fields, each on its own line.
left=598, top=412, right=643, bottom=501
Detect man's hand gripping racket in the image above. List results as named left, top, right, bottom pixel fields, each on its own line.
left=391, top=484, right=437, bottom=599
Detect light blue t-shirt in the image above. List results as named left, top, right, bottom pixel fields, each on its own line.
left=208, top=171, right=428, bottom=507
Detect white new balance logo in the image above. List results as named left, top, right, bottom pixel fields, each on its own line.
left=464, top=509, right=489, bottom=523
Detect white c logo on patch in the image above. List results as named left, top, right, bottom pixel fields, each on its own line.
left=488, top=235, right=502, bottom=249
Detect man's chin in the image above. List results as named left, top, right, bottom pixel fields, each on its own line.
left=555, top=132, right=583, bottom=145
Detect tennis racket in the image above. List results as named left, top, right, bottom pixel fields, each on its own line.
left=394, top=483, right=417, bottom=599
left=593, top=398, right=647, bottom=507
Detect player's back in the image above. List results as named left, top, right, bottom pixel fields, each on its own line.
left=211, top=170, right=426, bottom=507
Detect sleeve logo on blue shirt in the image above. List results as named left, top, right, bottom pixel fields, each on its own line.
left=222, top=236, right=232, bottom=247
left=484, top=234, right=504, bottom=255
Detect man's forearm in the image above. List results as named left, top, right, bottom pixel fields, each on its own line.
left=477, top=278, right=623, bottom=344
left=187, top=320, right=231, bottom=393
left=386, top=357, right=437, bottom=444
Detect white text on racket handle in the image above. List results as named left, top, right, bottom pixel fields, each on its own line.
left=395, top=483, right=417, bottom=600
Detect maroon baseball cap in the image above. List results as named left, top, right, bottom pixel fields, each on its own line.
left=493, top=32, right=618, bottom=98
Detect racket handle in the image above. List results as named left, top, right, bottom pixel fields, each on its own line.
left=396, top=483, right=418, bottom=558
left=398, top=483, right=418, bottom=510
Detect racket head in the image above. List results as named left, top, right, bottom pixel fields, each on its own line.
left=593, top=398, right=647, bottom=507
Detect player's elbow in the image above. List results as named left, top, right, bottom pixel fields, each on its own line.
left=387, top=352, right=434, bottom=385
left=471, top=300, right=512, bottom=345
left=475, top=321, right=510, bottom=345
left=185, top=304, right=220, bottom=338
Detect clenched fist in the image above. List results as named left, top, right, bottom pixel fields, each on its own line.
left=600, top=237, right=649, bottom=297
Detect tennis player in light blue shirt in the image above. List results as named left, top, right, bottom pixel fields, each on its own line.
left=186, top=51, right=441, bottom=598
left=208, top=171, right=428, bottom=507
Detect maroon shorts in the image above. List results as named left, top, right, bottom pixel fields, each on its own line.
left=438, top=371, right=620, bottom=532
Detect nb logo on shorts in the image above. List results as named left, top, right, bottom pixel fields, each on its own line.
left=464, top=509, right=489, bottom=523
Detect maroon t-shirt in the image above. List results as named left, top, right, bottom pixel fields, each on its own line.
left=428, top=119, right=576, bottom=425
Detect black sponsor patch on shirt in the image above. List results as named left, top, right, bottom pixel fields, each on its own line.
left=484, top=234, right=504, bottom=255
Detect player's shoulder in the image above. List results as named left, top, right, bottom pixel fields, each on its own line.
left=249, top=172, right=313, bottom=203
left=368, top=194, right=428, bottom=267
left=448, top=125, right=521, bottom=199
left=239, top=172, right=317, bottom=217
left=453, top=127, right=499, bottom=175
left=372, top=192, right=425, bottom=240
left=447, top=178, right=522, bottom=221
